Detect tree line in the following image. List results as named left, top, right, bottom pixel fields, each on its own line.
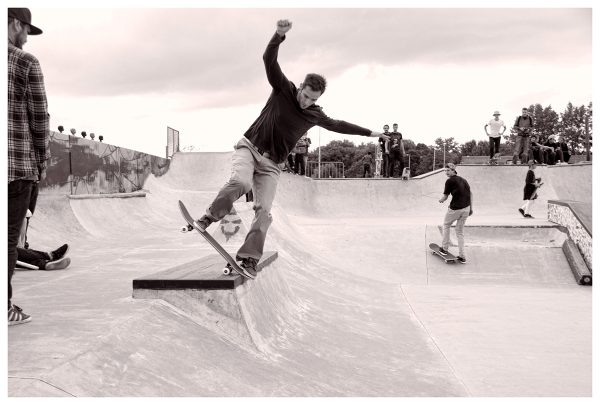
left=306, top=101, right=592, bottom=178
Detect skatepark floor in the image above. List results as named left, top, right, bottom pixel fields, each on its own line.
left=6, top=154, right=593, bottom=397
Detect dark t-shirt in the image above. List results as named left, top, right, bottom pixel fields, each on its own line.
left=243, top=33, right=371, bottom=163
left=443, top=175, right=471, bottom=210
left=389, top=131, right=403, bottom=151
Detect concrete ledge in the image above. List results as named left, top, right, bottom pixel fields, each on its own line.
left=562, top=240, right=592, bottom=286
left=132, top=251, right=278, bottom=291
left=68, top=191, right=147, bottom=199
left=548, top=200, right=592, bottom=235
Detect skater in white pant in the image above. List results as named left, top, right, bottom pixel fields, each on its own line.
left=519, top=160, right=542, bottom=218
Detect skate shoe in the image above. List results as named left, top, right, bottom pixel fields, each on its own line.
left=50, top=244, right=69, bottom=261
left=194, top=215, right=214, bottom=232
left=45, top=257, right=71, bottom=271
left=8, top=304, right=31, bottom=326
left=239, top=257, right=258, bottom=278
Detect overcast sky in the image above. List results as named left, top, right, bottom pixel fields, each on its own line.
left=18, top=3, right=594, bottom=157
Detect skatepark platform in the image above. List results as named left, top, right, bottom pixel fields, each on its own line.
left=7, top=152, right=593, bottom=397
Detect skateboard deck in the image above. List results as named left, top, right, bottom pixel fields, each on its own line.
left=429, top=243, right=458, bottom=263
left=178, top=200, right=254, bottom=279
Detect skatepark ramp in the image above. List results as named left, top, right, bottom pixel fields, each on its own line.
left=11, top=152, right=592, bottom=397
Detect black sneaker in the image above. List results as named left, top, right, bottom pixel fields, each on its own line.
left=50, top=244, right=69, bottom=261
left=194, top=215, right=213, bottom=232
left=518, top=208, right=525, bottom=217
left=239, top=257, right=258, bottom=277
left=438, top=247, right=449, bottom=256
left=8, top=304, right=31, bottom=326
left=524, top=214, right=534, bottom=218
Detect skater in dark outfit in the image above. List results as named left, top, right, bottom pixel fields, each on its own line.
left=438, top=163, right=473, bottom=263
left=8, top=8, right=49, bottom=325
left=388, top=123, right=404, bottom=177
left=194, top=19, right=388, bottom=276
left=519, top=160, right=542, bottom=218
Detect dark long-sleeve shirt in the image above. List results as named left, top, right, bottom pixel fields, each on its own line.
left=243, top=33, right=372, bottom=163
left=8, top=44, right=50, bottom=182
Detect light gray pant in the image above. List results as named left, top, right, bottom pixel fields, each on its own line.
left=513, top=135, right=531, bottom=164
left=442, top=206, right=470, bottom=258
left=207, top=137, right=281, bottom=261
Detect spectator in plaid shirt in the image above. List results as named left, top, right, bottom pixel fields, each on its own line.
left=8, top=8, right=49, bottom=326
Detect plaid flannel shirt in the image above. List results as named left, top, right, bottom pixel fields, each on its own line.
left=8, top=43, right=50, bottom=183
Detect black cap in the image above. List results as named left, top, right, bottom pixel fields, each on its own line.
left=8, top=8, right=43, bottom=35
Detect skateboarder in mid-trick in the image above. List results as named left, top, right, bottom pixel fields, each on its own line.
left=193, top=19, right=389, bottom=277
left=437, top=163, right=473, bottom=263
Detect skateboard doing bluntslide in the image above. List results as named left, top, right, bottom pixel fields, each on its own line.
left=429, top=243, right=458, bottom=263
left=178, top=200, right=254, bottom=279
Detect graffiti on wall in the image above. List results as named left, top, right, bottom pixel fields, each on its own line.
left=41, top=131, right=170, bottom=195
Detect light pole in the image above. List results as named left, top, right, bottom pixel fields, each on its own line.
left=68, top=128, right=76, bottom=195
left=585, top=107, right=592, bottom=161
left=318, top=127, right=322, bottom=179
left=443, top=141, right=446, bottom=168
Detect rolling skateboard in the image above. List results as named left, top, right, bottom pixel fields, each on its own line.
left=429, top=243, right=458, bottom=263
left=178, top=200, right=255, bottom=279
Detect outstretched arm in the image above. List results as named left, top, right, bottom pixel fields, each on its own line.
left=263, top=20, right=293, bottom=90
left=317, top=115, right=389, bottom=141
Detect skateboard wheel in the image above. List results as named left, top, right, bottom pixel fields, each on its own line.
left=223, top=267, right=231, bottom=275
left=180, top=226, right=188, bottom=233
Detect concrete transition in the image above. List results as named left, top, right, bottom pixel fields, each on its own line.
left=8, top=152, right=592, bottom=397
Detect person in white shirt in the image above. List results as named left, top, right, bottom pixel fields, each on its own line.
left=484, top=110, right=506, bottom=164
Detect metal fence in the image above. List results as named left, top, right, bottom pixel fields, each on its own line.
left=306, top=161, right=345, bottom=178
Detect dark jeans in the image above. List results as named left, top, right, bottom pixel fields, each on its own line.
left=294, top=153, right=306, bottom=175
left=17, top=247, right=50, bottom=269
left=382, top=154, right=389, bottom=177
left=286, top=154, right=295, bottom=171
left=531, top=148, right=548, bottom=164
left=363, top=164, right=371, bottom=178
left=389, top=150, right=404, bottom=178
left=547, top=148, right=564, bottom=165
left=8, top=180, right=34, bottom=307
left=489, top=137, right=501, bottom=158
